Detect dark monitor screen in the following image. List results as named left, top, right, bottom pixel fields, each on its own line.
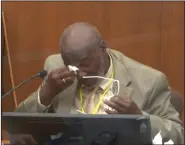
left=2, top=112, right=152, bottom=145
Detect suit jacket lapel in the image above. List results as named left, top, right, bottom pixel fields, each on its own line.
left=110, top=51, right=133, bottom=99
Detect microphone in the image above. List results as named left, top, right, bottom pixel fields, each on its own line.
left=2, top=70, right=47, bottom=99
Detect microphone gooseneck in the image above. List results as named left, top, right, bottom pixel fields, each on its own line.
left=37, top=70, right=47, bottom=78
left=1, top=70, right=47, bottom=99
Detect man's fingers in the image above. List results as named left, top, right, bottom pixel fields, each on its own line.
left=58, top=76, right=75, bottom=85
left=49, top=70, right=75, bottom=81
left=104, top=100, right=119, bottom=110
left=111, top=96, right=130, bottom=102
left=59, top=71, right=75, bottom=79
left=110, top=97, right=130, bottom=108
left=50, top=66, right=75, bottom=78
left=54, top=66, right=68, bottom=73
left=104, top=99, right=126, bottom=112
left=109, top=96, right=141, bottom=114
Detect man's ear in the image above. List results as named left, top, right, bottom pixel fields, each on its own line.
left=100, top=40, right=107, bottom=51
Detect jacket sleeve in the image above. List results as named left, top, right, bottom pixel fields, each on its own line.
left=15, top=56, right=56, bottom=113
left=142, top=73, right=184, bottom=144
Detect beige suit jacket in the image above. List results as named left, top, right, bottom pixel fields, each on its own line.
left=15, top=48, right=184, bottom=144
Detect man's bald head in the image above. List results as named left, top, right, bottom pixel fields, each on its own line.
left=59, top=22, right=110, bottom=88
left=60, top=22, right=105, bottom=55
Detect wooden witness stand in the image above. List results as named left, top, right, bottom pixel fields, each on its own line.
left=2, top=10, right=17, bottom=144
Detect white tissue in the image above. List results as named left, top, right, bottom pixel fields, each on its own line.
left=152, top=131, right=174, bottom=144
left=68, top=65, right=79, bottom=75
left=68, top=65, right=79, bottom=71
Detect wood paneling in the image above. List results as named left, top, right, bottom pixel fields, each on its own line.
left=161, top=2, right=184, bottom=95
left=1, top=1, right=184, bottom=140
left=106, top=2, right=163, bottom=70
left=161, top=2, right=184, bottom=122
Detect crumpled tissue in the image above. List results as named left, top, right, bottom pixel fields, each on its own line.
left=153, top=131, right=174, bottom=144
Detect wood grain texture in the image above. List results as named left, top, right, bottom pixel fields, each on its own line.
left=2, top=1, right=184, bottom=140
left=161, top=2, right=184, bottom=123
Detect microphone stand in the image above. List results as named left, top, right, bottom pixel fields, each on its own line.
left=2, top=71, right=47, bottom=99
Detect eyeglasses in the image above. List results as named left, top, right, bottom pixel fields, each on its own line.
left=82, top=76, right=120, bottom=96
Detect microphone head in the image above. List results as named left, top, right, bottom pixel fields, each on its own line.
left=38, top=70, right=47, bottom=78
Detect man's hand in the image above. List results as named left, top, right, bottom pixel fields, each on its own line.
left=103, top=96, right=142, bottom=115
left=40, top=66, right=76, bottom=106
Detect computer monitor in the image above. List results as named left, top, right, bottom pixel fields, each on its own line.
left=2, top=112, right=152, bottom=145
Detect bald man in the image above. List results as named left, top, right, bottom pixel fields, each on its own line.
left=15, top=22, right=184, bottom=144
